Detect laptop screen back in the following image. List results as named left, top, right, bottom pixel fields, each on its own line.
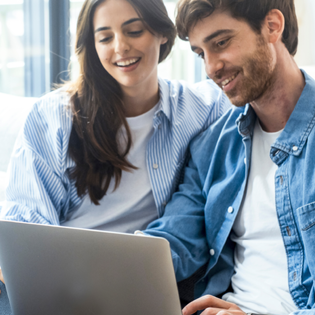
left=0, top=220, right=182, bottom=315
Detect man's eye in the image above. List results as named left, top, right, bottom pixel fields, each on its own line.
left=217, top=39, right=229, bottom=47
left=198, top=52, right=204, bottom=59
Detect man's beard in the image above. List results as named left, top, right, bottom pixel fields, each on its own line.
left=215, top=35, right=275, bottom=107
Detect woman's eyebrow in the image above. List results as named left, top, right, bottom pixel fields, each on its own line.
left=95, top=26, right=110, bottom=33
left=94, top=18, right=142, bottom=34
left=122, top=18, right=142, bottom=27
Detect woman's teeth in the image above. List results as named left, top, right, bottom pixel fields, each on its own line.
left=222, top=74, right=237, bottom=87
left=116, top=58, right=140, bottom=67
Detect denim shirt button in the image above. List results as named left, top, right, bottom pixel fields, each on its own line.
left=293, top=145, right=298, bottom=151
left=210, top=249, right=215, bottom=256
left=244, top=158, right=246, bottom=164
left=228, top=206, right=234, bottom=213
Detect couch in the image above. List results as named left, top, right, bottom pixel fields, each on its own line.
left=0, top=93, right=38, bottom=202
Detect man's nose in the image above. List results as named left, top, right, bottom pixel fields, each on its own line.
left=204, top=53, right=224, bottom=79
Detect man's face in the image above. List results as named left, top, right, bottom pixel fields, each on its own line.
left=188, top=10, right=276, bottom=107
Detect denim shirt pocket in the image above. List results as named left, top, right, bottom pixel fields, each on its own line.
left=297, top=201, right=315, bottom=270
left=296, top=202, right=315, bottom=286
left=297, top=201, right=315, bottom=233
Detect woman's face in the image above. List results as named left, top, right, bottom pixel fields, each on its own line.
left=93, top=0, right=167, bottom=93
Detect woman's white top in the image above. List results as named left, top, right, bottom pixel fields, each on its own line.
left=223, top=120, right=298, bottom=315
left=62, top=104, right=158, bottom=233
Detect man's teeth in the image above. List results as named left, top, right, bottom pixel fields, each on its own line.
left=222, top=74, right=237, bottom=87
left=116, top=58, right=139, bottom=67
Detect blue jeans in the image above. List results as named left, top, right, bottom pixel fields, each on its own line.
left=0, top=281, right=12, bottom=315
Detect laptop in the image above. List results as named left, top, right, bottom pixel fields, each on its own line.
left=0, top=220, right=182, bottom=315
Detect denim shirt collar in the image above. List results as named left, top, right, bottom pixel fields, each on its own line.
left=236, top=69, right=315, bottom=164
left=236, top=104, right=256, bottom=138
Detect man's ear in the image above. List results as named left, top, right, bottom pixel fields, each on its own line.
left=264, top=9, right=285, bottom=44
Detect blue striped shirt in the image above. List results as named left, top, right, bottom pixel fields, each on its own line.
left=0, top=78, right=231, bottom=226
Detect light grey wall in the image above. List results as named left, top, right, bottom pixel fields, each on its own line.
left=295, top=0, right=315, bottom=67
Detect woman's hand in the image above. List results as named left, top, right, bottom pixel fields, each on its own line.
left=182, top=295, right=246, bottom=315
left=0, top=267, right=5, bottom=294
left=0, top=267, right=5, bottom=284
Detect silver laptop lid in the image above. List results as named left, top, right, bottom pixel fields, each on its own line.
left=0, top=220, right=182, bottom=315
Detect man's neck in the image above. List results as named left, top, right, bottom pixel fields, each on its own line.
left=250, top=54, right=305, bottom=133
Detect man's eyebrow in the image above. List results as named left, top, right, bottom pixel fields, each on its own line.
left=191, top=29, right=234, bottom=52
left=94, top=18, right=142, bottom=34
left=203, top=29, right=234, bottom=43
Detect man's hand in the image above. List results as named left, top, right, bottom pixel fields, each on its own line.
left=182, top=295, right=246, bottom=315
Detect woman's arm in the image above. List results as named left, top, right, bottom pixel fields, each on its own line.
left=0, top=267, right=4, bottom=285
left=0, top=91, right=77, bottom=225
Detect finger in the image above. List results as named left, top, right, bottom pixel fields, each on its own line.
left=0, top=267, right=2, bottom=294
left=0, top=268, right=5, bottom=285
left=200, top=307, right=234, bottom=315
left=183, top=295, right=233, bottom=315
left=201, top=308, right=245, bottom=315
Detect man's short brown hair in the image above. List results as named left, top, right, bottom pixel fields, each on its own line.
left=176, top=0, right=298, bottom=56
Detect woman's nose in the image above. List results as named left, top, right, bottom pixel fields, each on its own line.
left=114, top=35, right=130, bottom=55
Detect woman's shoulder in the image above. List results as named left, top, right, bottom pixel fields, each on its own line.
left=35, top=88, right=71, bottom=112
left=22, top=88, right=73, bottom=148
left=27, top=88, right=72, bottom=127
left=159, top=77, right=225, bottom=109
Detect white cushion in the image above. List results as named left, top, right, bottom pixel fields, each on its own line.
left=0, top=171, right=7, bottom=202
left=0, top=93, right=38, bottom=173
left=0, top=93, right=38, bottom=202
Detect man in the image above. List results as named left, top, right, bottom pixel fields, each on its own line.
left=145, top=1, right=315, bottom=314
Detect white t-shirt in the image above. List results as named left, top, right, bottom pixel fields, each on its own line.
left=223, top=120, right=298, bottom=315
left=62, top=104, right=158, bottom=233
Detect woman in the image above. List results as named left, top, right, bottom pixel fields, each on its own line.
left=0, top=0, right=230, bottom=311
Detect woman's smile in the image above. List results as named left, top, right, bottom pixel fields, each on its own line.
left=114, top=57, right=141, bottom=71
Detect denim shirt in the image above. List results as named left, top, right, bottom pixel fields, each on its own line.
left=145, top=70, right=315, bottom=315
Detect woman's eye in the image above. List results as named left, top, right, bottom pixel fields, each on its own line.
left=128, top=30, right=143, bottom=36
left=99, top=36, right=112, bottom=43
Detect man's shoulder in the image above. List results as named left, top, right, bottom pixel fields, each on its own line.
left=191, top=105, right=244, bottom=148
left=186, top=105, right=246, bottom=186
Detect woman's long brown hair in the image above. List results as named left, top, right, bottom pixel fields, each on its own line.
left=67, top=0, right=176, bottom=205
